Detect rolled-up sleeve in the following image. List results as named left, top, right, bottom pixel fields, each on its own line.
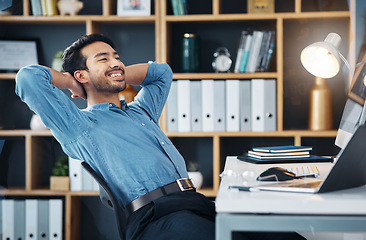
left=15, top=65, right=89, bottom=143
left=133, top=62, right=173, bottom=122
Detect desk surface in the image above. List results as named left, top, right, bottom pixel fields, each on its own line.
left=216, top=157, right=366, bottom=215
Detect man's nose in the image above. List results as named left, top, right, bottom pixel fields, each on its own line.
left=111, top=58, right=121, bottom=67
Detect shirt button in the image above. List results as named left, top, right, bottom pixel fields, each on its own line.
left=141, top=123, right=145, bottom=126
left=161, top=141, right=165, bottom=145
left=109, top=103, right=112, bottom=107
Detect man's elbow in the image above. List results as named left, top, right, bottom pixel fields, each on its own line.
left=160, top=63, right=173, bottom=79
left=15, top=65, right=49, bottom=98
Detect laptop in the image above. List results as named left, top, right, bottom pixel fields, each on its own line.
left=0, top=140, right=4, bottom=153
left=0, top=139, right=5, bottom=191
left=256, top=124, right=366, bottom=193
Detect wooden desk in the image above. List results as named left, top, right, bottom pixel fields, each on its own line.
left=215, top=157, right=366, bottom=239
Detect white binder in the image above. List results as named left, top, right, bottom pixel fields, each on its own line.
left=214, top=80, right=226, bottom=132
left=251, top=79, right=266, bottom=131
left=49, top=199, right=63, bottom=240
left=177, top=80, right=191, bottom=132
left=26, top=199, right=38, bottom=240
left=82, top=167, right=95, bottom=191
left=167, top=80, right=178, bottom=132
left=14, top=200, right=26, bottom=240
left=2, top=199, right=14, bottom=240
left=38, top=200, right=49, bottom=240
left=190, top=80, right=202, bottom=132
left=226, top=80, right=240, bottom=132
left=69, top=157, right=82, bottom=191
left=251, top=79, right=276, bottom=131
left=263, top=79, right=277, bottom=131
left=93, top=178, right=99, bottom=191
left=240, top=80, right=252, bottom=131
left=201, top=80, right=215, bottom=132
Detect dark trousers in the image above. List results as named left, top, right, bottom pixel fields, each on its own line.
left=126, top=191, right=215, bottom=240
left=125, top=191, right=306, bottom=240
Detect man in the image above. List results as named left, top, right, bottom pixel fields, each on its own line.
left=16, top=34, right=305, bottom=240
left=16, top=34, right=216, bottom=240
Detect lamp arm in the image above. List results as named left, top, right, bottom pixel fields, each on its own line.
left=339, top=52, right=354, bottom=76
left=356, top=60, right=366, bottom=68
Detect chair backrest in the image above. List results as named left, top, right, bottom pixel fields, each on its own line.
left=81, top=161, right=127, bottom=240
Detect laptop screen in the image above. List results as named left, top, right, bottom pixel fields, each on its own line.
left=0, top=139, right=5, bottom=192
left=0, top=140, right=4, bottom=152
left=320, top=124, right=366, bottom=193
left=336, top=59, right=366, bottom=149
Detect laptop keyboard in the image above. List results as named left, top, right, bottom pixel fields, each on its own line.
left=287, top=166, right=320, bottom=178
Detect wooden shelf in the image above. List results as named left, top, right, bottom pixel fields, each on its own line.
left=0, top=129, right=337, bottom=139
left=0, top=0, right=350, bottom=239
left=0, top=129, right=52, bottom=136
left=0, top=73, right=16, bottom=80
left=163, top=11, right=349, bottom=22
left=0, top=15, right=157, bottom=23
left=173, top=72, right=278, bottom=80
left=166, top=130, right=338, bottom=138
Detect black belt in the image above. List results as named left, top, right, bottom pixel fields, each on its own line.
left=125, top=178, right=196, bottom=216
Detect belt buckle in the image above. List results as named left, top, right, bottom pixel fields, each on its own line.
left=176, top=178, right=196, bottom=191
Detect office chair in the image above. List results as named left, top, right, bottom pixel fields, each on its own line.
left=81, top=161, right=127, bottom=240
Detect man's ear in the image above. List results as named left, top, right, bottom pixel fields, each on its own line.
left=74, top=70, right=88, bottom=84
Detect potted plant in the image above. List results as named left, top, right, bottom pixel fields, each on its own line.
left=50, top=155, right=70, bottom=191
left=187, top=161, right=203, bottom=189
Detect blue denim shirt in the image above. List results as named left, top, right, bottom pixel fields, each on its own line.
left=16, top=63, right=189, bottom=207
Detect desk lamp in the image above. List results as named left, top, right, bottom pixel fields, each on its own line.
left=300, top=33, right=352, bottom=130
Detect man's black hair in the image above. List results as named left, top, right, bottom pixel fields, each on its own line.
left=62, top=34, right=115, bottom=75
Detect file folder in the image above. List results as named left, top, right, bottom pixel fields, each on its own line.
left=240, top=80, right=252, bottom=131
left=214, top=80, right=226, bottom=132
left=190, top=80, right=202, bottom=132
left=14, top=200, right=25, bottom=240
left=167, top=80, right=178, bottom=132
left=2, top=199, right=14, bottom=240
left=201, top=80, right=215, bottom=132
left=251, top=79, right=265, bottom=131
left=69, top=157, right=82, bottom=191
left=177, top=80, right=191, bottom=132
left=82, top=167, right=95, bottom=191
left=226, top=80, right=240, bottom=132
left=263, top=79, right=277, bottom=131
left=251, top=79, right=277, bottom=131
left=26, top=199, right=38, bottom=240
left=38, top=200, right=49, bottom=240
left=49, top=199, right=62, bottom=240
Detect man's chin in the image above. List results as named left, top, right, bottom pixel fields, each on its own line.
left=115, top=84, right=126, bottom=93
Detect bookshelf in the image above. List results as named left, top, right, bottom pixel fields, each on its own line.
left=0, top=0, right=350, bottom=239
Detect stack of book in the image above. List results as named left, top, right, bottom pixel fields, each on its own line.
left=171, top=0, right=188, bottom=15
left=238, top=145, right=333, bottom=164
left=233, top=30, right=276, bottom=73
left=30, top=0, right=58, bottom=16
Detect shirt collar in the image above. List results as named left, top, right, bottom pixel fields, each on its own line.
left=85, top=100, right=128, bottom=111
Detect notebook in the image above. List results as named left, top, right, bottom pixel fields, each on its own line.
left=255, top=124, right=366, bottom=193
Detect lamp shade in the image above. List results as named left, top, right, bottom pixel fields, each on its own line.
left=300, top=33, right=342, bottom=78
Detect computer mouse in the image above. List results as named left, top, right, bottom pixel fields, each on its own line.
left=256, top=167, right=296, bottom=181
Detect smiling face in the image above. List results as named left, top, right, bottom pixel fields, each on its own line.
left=79, top=41, right=126, bottom=95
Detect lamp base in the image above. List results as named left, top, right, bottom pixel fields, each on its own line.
left=308, top=77, right=333, bottom=130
